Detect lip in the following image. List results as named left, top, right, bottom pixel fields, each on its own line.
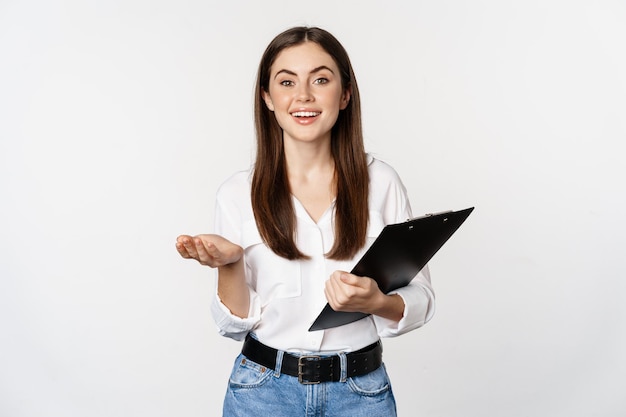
left=290, top=109, right=321, bottom=125
left=290, top=109, right=322, bottom=117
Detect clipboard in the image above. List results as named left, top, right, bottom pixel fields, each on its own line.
left=308, top=206, right=474, bottom=331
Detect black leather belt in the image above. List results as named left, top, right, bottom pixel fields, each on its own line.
left=242, top=334, right=383, bottom=384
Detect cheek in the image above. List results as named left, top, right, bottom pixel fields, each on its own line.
left=271, top=109, right=292, bottom=130
left=328, top=89, right=348, bottom=110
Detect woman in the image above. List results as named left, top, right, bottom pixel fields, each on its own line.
left=176, top=26, right=435, bottom=416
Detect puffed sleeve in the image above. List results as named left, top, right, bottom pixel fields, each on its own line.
left=209, top=173, right=261, bottom=341
left=370, top=161, right=436, bottom=337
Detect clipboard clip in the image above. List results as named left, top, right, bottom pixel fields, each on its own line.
left=407, top=210, right=453, bottom=222
left=407, top=210, right=454, bottom=229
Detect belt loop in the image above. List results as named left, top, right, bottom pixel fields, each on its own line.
left=338, top=352, right=347, bottom=383
left=274, top=349, right=284, bottom=377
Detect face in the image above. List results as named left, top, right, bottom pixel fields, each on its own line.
left=262, top=42, right=350, bottom=146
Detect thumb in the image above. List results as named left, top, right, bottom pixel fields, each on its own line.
left=340, top=272, right=361, bottom=286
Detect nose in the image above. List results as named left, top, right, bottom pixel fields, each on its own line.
left=296, top=83, right=313, bottom=102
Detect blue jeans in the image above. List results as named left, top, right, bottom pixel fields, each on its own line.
left=222, top=352, right=397, bottom=417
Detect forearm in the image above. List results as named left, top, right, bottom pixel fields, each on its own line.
left=368, top=293, right=405, bottom=322
left=217, top=258, right=249, bottom=318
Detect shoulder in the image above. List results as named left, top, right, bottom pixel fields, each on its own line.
left=217, top=168, right=252, bottom=193
left=367, top=154, right=405, bottom=187
left=366, top=154, right=412, bottom=222
left=215, top=167, right=253, bottom=205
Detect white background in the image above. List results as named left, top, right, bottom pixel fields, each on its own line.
left=1, top=1, right=625, bottom=416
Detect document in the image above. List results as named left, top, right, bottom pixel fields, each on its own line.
left=308, top=207, right=474, bottom=331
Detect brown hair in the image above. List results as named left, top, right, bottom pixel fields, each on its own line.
left=251, top=27, right=369, bottom=260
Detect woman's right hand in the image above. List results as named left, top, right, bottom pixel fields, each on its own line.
left=175, top=234, right=243, bottom=268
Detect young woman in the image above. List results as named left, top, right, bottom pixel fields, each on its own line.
left=176, top=26, right=435, bottom=416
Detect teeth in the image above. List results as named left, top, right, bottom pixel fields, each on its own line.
left=292, top=111, right=320, bottom=117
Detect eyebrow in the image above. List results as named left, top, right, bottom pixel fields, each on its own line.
left=273, top=65, right=335, bottom=79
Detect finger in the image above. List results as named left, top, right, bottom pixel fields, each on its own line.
left=176, top=235, right=198, bottom=259
left=175, top=241, right=191, bottom=258
left=326, top=274, right=343, bottom=296
left=330, top=270, right=359, bottom=285
left=325, top=279, right=359, bottom=312
left=339, top=272, right=361, bottom=287
left=197, top=237, right=232, bottom=267
left=201, top=239, right=220, bottom=257
left=176, top=234, right=192, bottom=243
left=327, top=276, right=352, bottom=304
left=324, top=284, right=341, bottom=310
left=193, top=237, right=216, bottom=264
left=180, top=236, right=201, bottom=260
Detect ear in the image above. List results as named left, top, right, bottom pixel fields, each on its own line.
left=340, top=85, right=351, bottom=110
left=262, top=89, right=275, bottom=111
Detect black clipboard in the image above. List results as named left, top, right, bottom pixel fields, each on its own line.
left=308, top=207, right=474, bottom=331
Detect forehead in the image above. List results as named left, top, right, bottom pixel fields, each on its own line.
left=271, top=42, right=338, bottom=74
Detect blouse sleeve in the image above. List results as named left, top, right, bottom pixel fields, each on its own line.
left=371, top=165, right=436, bottom=337
left=209, top=177, right=262, bottom=341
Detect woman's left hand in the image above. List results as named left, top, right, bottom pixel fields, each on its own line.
left=324, top=271, right=405, bottom=321
left=324, top=271, right=385, bottom=314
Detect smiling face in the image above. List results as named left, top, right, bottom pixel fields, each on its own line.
left=262, top=42, right=351, bottom=147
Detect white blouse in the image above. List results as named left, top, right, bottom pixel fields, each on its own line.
left=210, top=156, right=435, bottom=353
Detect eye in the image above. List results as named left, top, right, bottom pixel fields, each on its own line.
left=280, top=80, right=295, bottom=86
left=313, top=78, right=329, bottom=85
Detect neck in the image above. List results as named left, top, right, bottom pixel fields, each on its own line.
left=283, top=137, right=334, bottom=180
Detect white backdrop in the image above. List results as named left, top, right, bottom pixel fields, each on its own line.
left=1, top=1, right=625, bottom=416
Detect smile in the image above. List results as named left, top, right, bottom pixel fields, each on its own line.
left=291, top=111, right=321, bottom=117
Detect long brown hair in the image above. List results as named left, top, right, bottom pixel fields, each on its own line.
left=251, top=27, right=369, bottom=260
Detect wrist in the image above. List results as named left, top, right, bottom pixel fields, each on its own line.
left=371, top=293, right=404, bottom=322
left=218, top=255, right=244, bottom=273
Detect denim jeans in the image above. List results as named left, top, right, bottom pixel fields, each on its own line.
left=222, top=352, right=397, bottom=417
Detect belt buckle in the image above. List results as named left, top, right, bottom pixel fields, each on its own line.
left=298, top=355, right=321, bottom=385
